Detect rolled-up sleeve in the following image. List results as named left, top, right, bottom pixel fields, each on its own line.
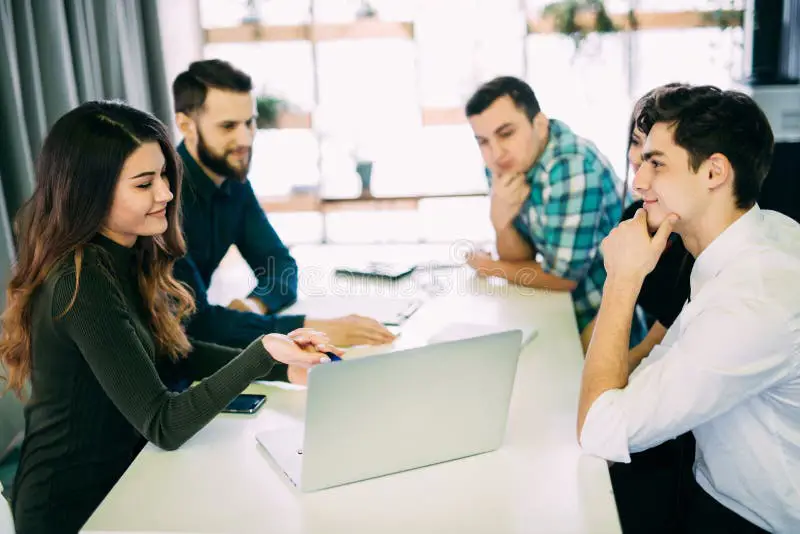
left=580, top=299, right=798, bottom=462
left=580, top=389, right=632, bottom=462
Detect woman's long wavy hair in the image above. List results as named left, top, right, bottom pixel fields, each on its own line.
left=0, top=100, right=196, bottom=397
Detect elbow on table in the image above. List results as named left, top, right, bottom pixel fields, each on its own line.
left=153, top=440, right=182, bottom=452
left=278, top=285, right=298, bottom=309
left=576, top=419, right=586, bottom=448
left=144, top=407, right=198, bottom=452
left=250, top=278, right=298, bottom=313
left=148, top=431, right=190, bottom=452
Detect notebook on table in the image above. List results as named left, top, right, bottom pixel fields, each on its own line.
left=334, top=262, right=417, bottom=280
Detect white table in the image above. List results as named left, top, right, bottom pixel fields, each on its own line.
left=82, top=245, right=621, bottom=534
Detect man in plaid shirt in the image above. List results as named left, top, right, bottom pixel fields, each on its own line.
left=465, top=76, right=645, bottom=348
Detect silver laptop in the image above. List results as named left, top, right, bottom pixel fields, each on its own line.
left=255, top=330, right=523, bottom=492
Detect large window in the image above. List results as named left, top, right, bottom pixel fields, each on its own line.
left=198, top=0, right=745, bottom=243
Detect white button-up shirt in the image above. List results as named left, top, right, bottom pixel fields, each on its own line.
left=580, top=206, right=800, bottom=533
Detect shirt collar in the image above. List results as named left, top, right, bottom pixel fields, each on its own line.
left=690, top=204, right=762, bottom=299
left=177, top=141, right=230, bottom=200
left=526, top=119, right=568, bottom=182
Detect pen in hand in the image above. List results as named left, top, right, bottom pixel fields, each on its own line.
left=323, top=351, right=342, bottom=362
left=314, top=344, right=342, bottom=363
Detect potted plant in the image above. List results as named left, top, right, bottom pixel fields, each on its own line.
left=541, top=0, right=623, bottom=51
left=702, top=6, right=744, bottom=30
left=242, top=0, right=261, bottom=25
left=355, top=159, right=373, bottom=198
left=255, top=94, right=287, bottom=129
left=356, top=1, right=378, bottom=19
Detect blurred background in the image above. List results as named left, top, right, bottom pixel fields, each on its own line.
left=2, top=0, right=798, bottom=254
left=187, top=0, right=750, bottom=245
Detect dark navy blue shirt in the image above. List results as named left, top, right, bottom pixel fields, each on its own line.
left=174, top=142, right=305, bottom=349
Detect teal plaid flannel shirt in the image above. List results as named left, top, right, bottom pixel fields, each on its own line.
left=488, top=119, right=646, bottom=345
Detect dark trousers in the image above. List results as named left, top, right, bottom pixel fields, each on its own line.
left=610, top=433, right=768, bottom=533
left=684, top=475, right=768, bottom=534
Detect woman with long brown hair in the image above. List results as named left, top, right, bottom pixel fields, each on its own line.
left=0, top=100, right=340, bottom=534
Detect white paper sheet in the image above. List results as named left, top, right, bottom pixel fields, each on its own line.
left=279, top=296, right=422, bottom=326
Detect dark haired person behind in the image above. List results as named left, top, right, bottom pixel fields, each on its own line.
left=0, top=101, right=340, bottom=534
left=171, top=59, right=395, bottom=349
left=595, top=84, right=697, bottom=534
left=579, top=85, right=800, bottom=532
left=622, top=84, right=694, bottom=337
left=462, top=76, right=645, bottom=349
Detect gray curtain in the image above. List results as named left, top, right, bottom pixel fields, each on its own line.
left=0, top=172, right=12, bottom=297
left=0, top=0, right=171, bottom=280
left=782, top=0, right=800, bottom=80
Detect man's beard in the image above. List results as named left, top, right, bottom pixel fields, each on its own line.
left=197, top=130, right=251, bottom=182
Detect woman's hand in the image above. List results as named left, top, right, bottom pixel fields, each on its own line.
left=287, top=328, right=345, bottom=359
left=260, top=328, right=345, bottom=369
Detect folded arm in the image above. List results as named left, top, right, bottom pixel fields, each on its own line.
left=470, top=258, right=577, bottom=291
left=495, top=221, right=537, bottom=262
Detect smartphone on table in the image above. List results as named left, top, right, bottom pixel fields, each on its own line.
left=222, top=393, right=267, bottom=414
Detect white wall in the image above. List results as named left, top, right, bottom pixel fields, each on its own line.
left=156, top=0, right=203, bottom=139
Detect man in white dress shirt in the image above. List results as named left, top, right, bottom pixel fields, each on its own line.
left=577, top=84, right=800, bottom=533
